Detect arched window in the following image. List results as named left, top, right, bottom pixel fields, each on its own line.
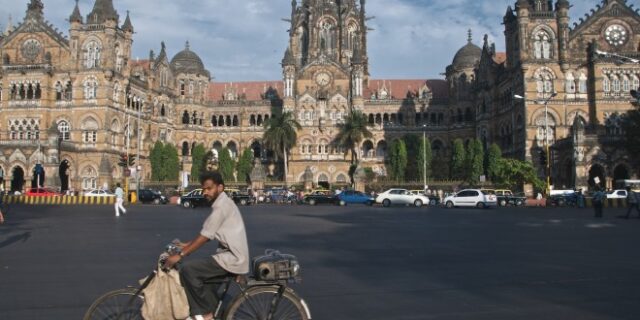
left=182, top=142, right=189, bottom=156
left=565, top=73, right=576, bottom=93
left=603, top=75, right=611, bottom=96
left=250, top=115, right=256, bottom=126
left=182, top=111, right=190, bottom=124
left=113, top=82, right=120, bottom=102
left=612, top=75, right=621, bottom=94
left=160, top=104, right=166, bottom=117
left=232, top=115, right=239, bottom=127
left=536, top=70, right=555, bottom=98
left=83, top=40, right=101, bottom=69
left=212, top=115, right=218, bottom=127
left=55, top=81, right=64, bottom=100
left=115, top=45, right=123, bottom=72
left=578, top=73, right=587, bottom=94
left=83, top=77, right=98, bottom=100
left=57, top=121, right=70, bottom=140
left=82, top=166, right=98, bottom=190
left=319, top=20, right=335, bottom=53
left=533, top=31, right=551, bottom=59
left=347, top=24, right=359, bottom=51
left=622, top=75, right=631, bottom=93
left=535, top=114, right=556, bottom=144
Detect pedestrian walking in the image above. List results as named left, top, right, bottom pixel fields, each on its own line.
left=624, top=187, right=640, bottom=219
left=593, top=187, right=605, bottom=218
left=114, top=183, right=127, bottom=217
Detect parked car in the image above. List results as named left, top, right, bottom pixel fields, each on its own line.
left=607, top=189, right=628, bottom=199
left=226, top=188, right=255, bottom=206
left=25, top=187, right=61, bottom=197
left=84, top=189, right=116, bottom=197
left=443, top=189, right=498, bottom=208
left=375, top=189, right=430, bottom=207
left=549, top=192, right=579, bottom=207
left=493, top=189, right=527, bottom=207
left=179, top=189, right=207, bottom=208
left=304, top=190, right=338, bottom=206
left=408, top=190, right=440, bottom=206
left=337, top=190, right=374, bottom=206
left=137, top=189, right=167, bottom=204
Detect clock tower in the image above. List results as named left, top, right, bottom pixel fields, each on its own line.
left=282, top=0, right=370, bottom=185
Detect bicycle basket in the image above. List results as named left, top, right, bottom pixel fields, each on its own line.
left=252, top=249, right=301, bottom=281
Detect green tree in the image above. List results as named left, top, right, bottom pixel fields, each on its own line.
left=403, top=134, right=420, bottom=180
left=465, top=139, right=484, bottom=185
left=493, top=158, right=544, bottom=192
left=162, top=144, right=180, bottom=181
left=451, top=139, right=466, bottom=180
left=236, top=148, right=254, bottom=184
left=387, top=139, right=408, bottom=181
left=263, top=111, right=302, bottom=186
left=486, top=143, right=503, bottom=181
left=150, top=141, right=164, bottom=181
left=335, top=110, right=373, bottom=164
left=622, top=101, right=640, bottom=156
left=218, top=147, right=235, bottom=182
left=190, top=143, right=207, bottom=181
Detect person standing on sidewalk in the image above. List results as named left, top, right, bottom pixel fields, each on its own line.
left=593, top=187, right=605, bottom=218
left=625, top=187, right=640, bottom=219
left=114, top=183, right=127, bottom=217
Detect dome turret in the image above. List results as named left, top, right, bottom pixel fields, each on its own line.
left=170, top=41, right=210, bottom=78
left=451, top=30, right=481, bottom=70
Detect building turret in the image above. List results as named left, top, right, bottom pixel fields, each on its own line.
left=69, top=0, right=82, bottom=24
left=121, top=10, right=134, bottom=33
left=86, top=0, right=119, bottom=24
left=555, top=0, right=570, bottom=70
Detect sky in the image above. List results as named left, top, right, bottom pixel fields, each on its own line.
left=0, top=0, right=623, bottom=81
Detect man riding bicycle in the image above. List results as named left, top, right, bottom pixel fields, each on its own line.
left=164, top=171, right=249, bottom=320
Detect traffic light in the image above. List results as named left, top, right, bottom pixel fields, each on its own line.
left=539, top=150, right=547, bottom=167
left=118, top=154, right=136, bottom=167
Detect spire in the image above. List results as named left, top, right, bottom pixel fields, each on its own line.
left=26, top=0, right=44, bottom=20
left=556, top=0, right=570, bottom=9
left=87, top=0, right=119, bottom=24
left=70, top=0, right=83, bottom=24
left=185, top=41, right=190, bottom=51
left=4, top=15, right=13, bottom=35
left=121, top=10, right=133, bottom=32
left=467, top=29, right=473, bottom=43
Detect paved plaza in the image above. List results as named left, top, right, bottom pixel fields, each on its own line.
left=0, top=204, right=639, bottom=320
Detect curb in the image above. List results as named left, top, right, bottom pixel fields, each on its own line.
left=1, top=195, right=116, bottom=206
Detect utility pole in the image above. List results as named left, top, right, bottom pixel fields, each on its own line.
left=422, top=124, right=427, bottom=192
left=136, top=102, right=142, bottom=201
left=125, top=114, right=130, bottom=202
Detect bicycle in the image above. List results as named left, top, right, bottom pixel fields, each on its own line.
left=83, top=243, right=312, bottom=320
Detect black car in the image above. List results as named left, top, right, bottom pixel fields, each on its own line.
left=226, top=189, right=255, bottom=206
left=303, top=190, right=339, bottom=206
left=179, top=189, right=208, bottom=208
left=137, top=189, right=168, bottom=205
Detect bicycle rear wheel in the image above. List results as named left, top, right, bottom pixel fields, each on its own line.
left=83, top=288, right=144, bottom=320
left=225, top=286, right=310, bottom=320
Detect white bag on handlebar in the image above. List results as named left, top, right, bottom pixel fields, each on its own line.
left=140, top=268, right=190, bottom=320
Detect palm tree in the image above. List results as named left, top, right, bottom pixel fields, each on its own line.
left=335, top=109, right=373, bottom=165
left=263, top=111, right=302, bottom=186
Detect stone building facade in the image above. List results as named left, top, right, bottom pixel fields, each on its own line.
left=0, top=0, right=637, bottom=193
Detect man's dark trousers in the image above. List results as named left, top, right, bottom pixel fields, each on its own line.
left=180, top=258, right=230, bottom=316
left=626, top=203, right=640, bottom=218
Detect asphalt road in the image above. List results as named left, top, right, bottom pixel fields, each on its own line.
left=1, top=203, right=639, bottom=320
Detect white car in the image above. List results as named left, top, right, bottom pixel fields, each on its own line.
left=443, top=189, right=497, bottom=208
left=607, top=190, right=628, bottom=199
left=375, top=189, right=430, bottom=207
left=84, top=189, right=115, bottom=197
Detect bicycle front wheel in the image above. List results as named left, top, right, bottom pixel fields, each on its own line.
left=83, top=288, right=144, bottom=320
left=225, top=286, right=310, bottom=320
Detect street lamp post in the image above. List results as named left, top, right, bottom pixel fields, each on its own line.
left=514, top=92, right=557, bottom=196
left=422, top=124, right=427, bottom=191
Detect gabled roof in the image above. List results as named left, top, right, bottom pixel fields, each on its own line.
left=364, top=79, right=448, bottom=101
left=569, top=0, right=640, bottom=39
left=129, top=59, right=151, bottom=72
left=208, top=81, right=283, bottom=101
left=1, top=3, right=69, bottom=48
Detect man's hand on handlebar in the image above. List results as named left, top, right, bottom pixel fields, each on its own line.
left=163, top=254, right=182, bottom=270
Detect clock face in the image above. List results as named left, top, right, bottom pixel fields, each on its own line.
left=605, top=24, right=628, bottom=47
left=315, top=72, right=332, bottom=87
left=21, top=39, right=42, bottom=62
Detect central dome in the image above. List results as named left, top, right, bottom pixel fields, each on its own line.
left=170, top=41, right=210, bottom=78
left=451, top=31, right=482, bottom=69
